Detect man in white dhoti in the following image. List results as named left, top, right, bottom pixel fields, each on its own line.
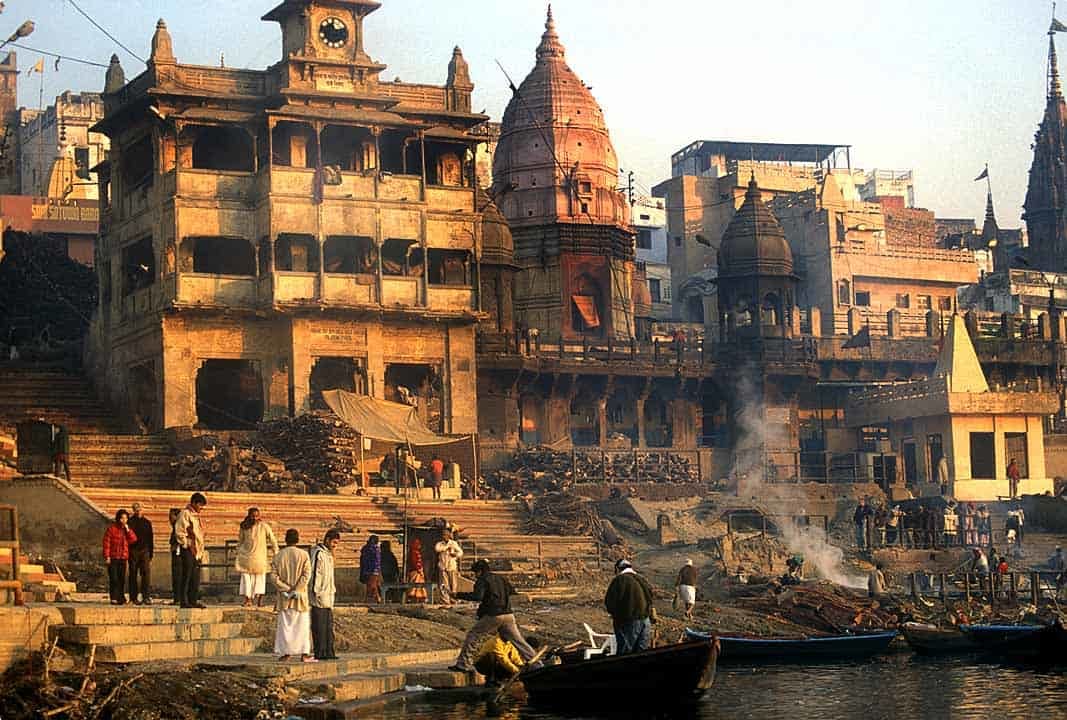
left=272, top=528, right=314, bottom=662
left=236, top=507, right=279, bottom=607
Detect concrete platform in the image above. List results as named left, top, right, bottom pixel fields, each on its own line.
left=202, top=648, right=459, bottom=680
left=93, top=636, right=262, bottom=663
left=57, top=604, right=226, bottom=626
left=297, top=670, right=408, bottom=703
left=53, top=621, right=246, bottom=645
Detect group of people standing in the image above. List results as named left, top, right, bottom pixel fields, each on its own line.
left=853, top=497, right=1024, bottom=552
left=103, top=493, right=205, bottom=608
left=355, top=526, right=464, bottom=605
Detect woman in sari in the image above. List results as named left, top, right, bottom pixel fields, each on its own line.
left=407, top=537, right=427, bottom=603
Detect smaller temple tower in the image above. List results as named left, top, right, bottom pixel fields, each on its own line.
left=716, top=176, right=798, bottom=341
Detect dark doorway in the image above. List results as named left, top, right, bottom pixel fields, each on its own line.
left=903, top=441, right=918, bottom=487
left=1005, top=432, right=1029, bottom=477
left=195, top=359, right=264, bottom=429
left=309, top=357, right=367, bottom=410
left=969, top=432, right=996, bottom=479
left=384, top=363, right=443, bottom=432
left=569, top=393, right=599, bottom=447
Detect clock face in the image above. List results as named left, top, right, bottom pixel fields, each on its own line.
left=319, top=16, right=349, bottom=49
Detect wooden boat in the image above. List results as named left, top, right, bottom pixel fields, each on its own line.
left=901, top=622, right=978, bottom=654
left=685, top=628, right=897, bottom=663
left=960, top=622, right=1067, bottom=662
left=520, top=638, right=719, bottom=707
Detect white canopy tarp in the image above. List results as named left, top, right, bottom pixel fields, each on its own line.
left=321, top=389, right=467, bottom=446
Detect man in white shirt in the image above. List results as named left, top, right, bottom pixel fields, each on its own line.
left=435, top=528, right=463, bottom=606
left=309, top=530, right=340, bottom=661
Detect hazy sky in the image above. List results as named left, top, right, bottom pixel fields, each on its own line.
left=10, top=0, right=1056, bottom=222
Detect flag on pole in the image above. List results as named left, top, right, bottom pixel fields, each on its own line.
left=974, top=167, right=989, bottom=182
left=1052, top=18, right=1067, bottom=33
left=28, top=57, right=44, bottom=75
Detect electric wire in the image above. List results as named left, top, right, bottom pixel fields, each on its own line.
left=65, top=0, right=145, bottom=64
left=8, top=42, right=108, bottom=68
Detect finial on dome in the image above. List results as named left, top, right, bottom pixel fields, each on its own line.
left=537, top=3, right=565, bottom=60
left=150, top=18, right=175, bottom=65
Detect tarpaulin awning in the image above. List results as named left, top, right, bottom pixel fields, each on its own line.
left=572, top=295, right=601, bottom=329
left=322, top=390, right=467, bottom=446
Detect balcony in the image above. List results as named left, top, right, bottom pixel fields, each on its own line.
left=382, top=276, right=420, bottom=306
left=426, top=185, right=474, bottom=213
left=177, top=169, right=255, bottom=201
left=322, top=172, right=376, bottom=201
left=274, top=272, right=319, bottom=303
left=178, top=274, right=257, bottom=306
left=427, top=285, right=475, bottom=311
left=323, top=274, right=377, bottom=305
left=377, top=175, right=422, bottom=202
left=270, top=168, right=317, bottom=197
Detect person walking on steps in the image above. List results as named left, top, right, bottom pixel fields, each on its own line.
left=449, top=559, right=537, bottom=674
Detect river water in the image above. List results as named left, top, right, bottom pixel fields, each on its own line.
left=373, top=654, right=1067, bottom=720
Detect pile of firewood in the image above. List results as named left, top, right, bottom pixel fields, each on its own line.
left=522, top=491, right=626, bottom=557
left=171, top=415, right=361, bottom=495
left=257, top=413, right=360, bottom=489
left=485, top=446, right=701, bottom=496
left=732, top=581, right=898, bottom=633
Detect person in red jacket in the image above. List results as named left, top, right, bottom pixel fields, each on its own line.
left=103, top=509, right=137, bottom=605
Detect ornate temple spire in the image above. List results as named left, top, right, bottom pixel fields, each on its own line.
left=149, top=19, right=175, bottom=65
left=537, top=4, right=565, bottom=61
left=1050, top=32, right=1063, bottom=100
left=103, top=54, right=126, bottom=94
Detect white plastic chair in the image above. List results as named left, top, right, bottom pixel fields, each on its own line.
left=582, top=623, right=617, bottom=659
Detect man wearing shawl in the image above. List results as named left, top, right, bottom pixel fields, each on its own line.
left=272, top=528, right=314, bottom=662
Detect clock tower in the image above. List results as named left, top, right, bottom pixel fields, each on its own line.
left=263, top=0, right=387, bottom=95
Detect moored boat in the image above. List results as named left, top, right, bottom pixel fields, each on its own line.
left=520, top=638, right=719, bottom=707
left=901, top=622, right=978, bottom=654
left=685, top=628, right=897, bottom=663
left=960, top=622, right=1067, bottom=662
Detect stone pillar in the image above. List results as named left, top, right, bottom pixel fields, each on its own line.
left=925, top=310, right=941, bottom=338
left=1039, top=312, right=1052, bottom=341
left=847, top=307, right=863, bottom=336
left=887, top=309, right=901, bottom=338
left=635, top=395, right=647, bottom=450
left=1056, top=313, right=1066, bottom=342
left=1001, top=312, right=1017, bottom=339
left=808, top=307, right=822, bottom=337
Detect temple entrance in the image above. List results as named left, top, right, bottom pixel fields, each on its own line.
left=195, top=359, right=264, bottom=429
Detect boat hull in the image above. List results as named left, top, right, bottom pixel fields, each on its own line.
left=686, top=629, right=898, bottom=663
left=961, top=623, right=1067, bottom=662
left=521, top=639, right=718, bottom=706
left=901, top=623, right=977, bottom=654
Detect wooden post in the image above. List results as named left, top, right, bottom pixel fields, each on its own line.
left=1009, top=572, right=1017, bottom=602
left=964, top=572, right=971, bottom=602
left=1031, top=571, right=1040, bottom=606
left=939, top=573, right=947, bottom=604
left=910, top=573, right=918, bottom=600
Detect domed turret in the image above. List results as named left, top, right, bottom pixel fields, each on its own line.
left=493, top=6, right=628, bottom=229
left=479, top=190, right=515, bottom=267
left=718, top=176, right=793, bottom=279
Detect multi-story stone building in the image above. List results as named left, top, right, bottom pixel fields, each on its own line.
left=632, top=198, right=671, bottom=320
left=18, top=91, right=108, bottom=200
left=88, top=0, right=489, bottom=435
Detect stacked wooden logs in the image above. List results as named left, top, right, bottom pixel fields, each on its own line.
left=732, top=582, right=898, bottom=634
left=172, top=437, right=309, bottom=494
left=257, top=414, right=361, bottom=489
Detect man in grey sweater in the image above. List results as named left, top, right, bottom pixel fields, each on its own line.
left=309, top=529, right=340, bottom=660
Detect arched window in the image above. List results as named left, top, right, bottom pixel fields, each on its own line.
left=762, top=293, right=781, bottom=326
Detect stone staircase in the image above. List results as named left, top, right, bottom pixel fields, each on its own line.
left=0, top=365, right=177, bottom=488
left=51, top=605, right=260, bottom=663
left=67, top=433, right=176, bottom=488
left=0, top=366, right=122, bottom=435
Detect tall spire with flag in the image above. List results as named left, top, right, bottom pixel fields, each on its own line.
left=1023, top=11, right=1067, bottom=272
